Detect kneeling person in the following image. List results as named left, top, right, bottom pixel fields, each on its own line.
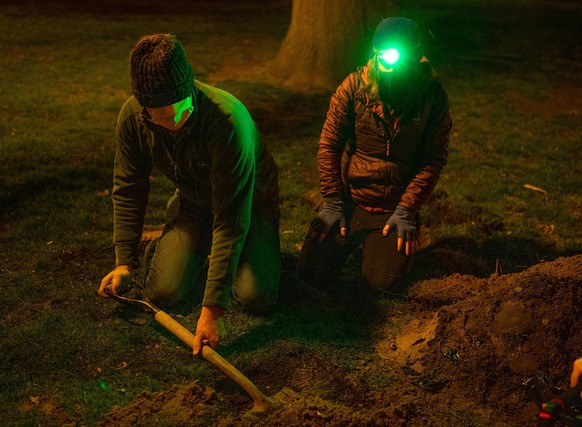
left=99, top=34, right=281, bottom=355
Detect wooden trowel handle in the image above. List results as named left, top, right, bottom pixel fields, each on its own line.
left=154, top=310, right=274, bottom=412
left=154, top=311, right=197, bottom=348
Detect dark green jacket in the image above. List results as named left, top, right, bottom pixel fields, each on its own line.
left=112, top=80, right=279, bottom=308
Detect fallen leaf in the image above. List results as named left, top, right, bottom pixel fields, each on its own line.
left=523, top=184, right=547, bottom=195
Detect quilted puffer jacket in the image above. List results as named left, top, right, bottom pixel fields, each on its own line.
left=318, top=60, right=452, bottom=214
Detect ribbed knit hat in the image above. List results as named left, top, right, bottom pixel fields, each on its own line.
left=129, top=34, right=194, bottom=107
left=373, top=17, right=422, bottom=61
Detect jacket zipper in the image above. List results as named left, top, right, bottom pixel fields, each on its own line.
left=379, top=110, right=396, bottom=157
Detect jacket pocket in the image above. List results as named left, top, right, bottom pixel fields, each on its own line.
left=347, top=154, right=386, bottom=189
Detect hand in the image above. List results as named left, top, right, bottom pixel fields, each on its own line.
left=382, top=205, right=418, bottom=256
left=99, top=265, right=133, bottom=297
left=193, top=306, right=227, bottom=356
left=306, top=198, right=347, bottom=242
left=570, top=358, right=582, bottom=388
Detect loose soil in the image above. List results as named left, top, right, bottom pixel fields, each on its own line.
left=98, top=255, right=582, bottom=426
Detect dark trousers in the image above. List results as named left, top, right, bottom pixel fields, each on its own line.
left=298, top=206, right=414, bottom=291
left=143, top=191, right=281, bottom=314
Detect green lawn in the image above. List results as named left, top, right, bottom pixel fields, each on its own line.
left=0, top=0, right=580, bottom=425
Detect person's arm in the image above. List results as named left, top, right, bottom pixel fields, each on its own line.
left=382, top=82, right=451, bottom=256
left=318, top=73, right=357, bottom=199
left=112, top=109, right=152, bottom=269
left=308, top=73, right=357, bottom=239
left=398, top=81, right=452, bottom=214
left=100, top=102, right=152, bottom=298
left=191, top=92, right=257, bottom=354
left=201, top=120, right=255, bottom=310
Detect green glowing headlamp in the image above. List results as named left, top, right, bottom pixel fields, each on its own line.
left=373, top=18, right=423, bottom=71
left=379, top=48, right=401, bottom=67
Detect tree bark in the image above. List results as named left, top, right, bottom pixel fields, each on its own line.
left=268, top=0, right=393, bottom=92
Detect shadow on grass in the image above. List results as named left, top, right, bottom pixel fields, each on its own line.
left=0, top=165, right=109, bottom=215
left=222, top=252, right=387, bottom=355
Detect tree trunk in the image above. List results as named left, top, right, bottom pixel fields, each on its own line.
left=268, top=0, right=393, bottom=92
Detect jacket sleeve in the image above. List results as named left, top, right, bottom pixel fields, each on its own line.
left=399, top=82, right=452, bottom=213
left=201, top=106, right=257, bottom=309
left=318, top=73, right=357, bottom=199
left=112, top=110, right=152, bottom=267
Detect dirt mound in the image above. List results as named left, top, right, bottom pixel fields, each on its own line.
left=99, top=255, right=582, bottom=426
left=378, top=254, right=582, bottom=424
left=380, top=256, right=582, bottom=375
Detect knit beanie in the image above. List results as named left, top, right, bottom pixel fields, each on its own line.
left=372, top=17, right=423, bottom=61
left=129, top=34, right=194, bottom=107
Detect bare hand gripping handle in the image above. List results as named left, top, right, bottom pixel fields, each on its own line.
left=104, top=290, right=275, bottom=412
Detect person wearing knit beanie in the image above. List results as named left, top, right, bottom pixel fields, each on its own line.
left=100, top=34, right=281, bottom=357
left=129, top=34, right=195, bottom=108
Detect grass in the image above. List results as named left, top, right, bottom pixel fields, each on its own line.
left=0, top=0, right=580, bottom=425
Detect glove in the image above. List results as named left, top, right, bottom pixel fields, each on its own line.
left=383, top=205, right=418, bottom=255
left=307, top=198, right=346, bottom=241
